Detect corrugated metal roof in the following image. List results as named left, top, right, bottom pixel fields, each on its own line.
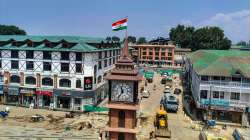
left=187, top=50, right=250, bottom=77
left=0, top=35, right=121, bottom=52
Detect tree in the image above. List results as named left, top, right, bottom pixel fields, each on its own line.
left=169, top=25, right=231, bottom=50
left=106, top=37, right=111, bottom=42
left=0, top=25, right=26, bottom=35
left=137, top=37, right=147, bottom=44
left=111, top=36, right=120, bottom=42
left=191, top=27, right=231, bottom=50
left=169, top=25, right=194, bottom=48
left=127, top=36, right=136, bottom=44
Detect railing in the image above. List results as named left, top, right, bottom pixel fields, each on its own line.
left=200, top=80, right=250, bottom=88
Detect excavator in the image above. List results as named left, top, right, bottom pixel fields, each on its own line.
left=152, top=105, right=171, bottom=138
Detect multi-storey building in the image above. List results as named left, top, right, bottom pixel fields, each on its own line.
left=0, top=35, right=121, bottom=111
left=130, top=44, right=175, bottom=67
left=185, top=50, right=250, bottom=125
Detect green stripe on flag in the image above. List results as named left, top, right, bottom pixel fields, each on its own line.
left=113, top=26, right=127, bottom=31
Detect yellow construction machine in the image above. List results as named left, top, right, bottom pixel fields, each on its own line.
left=153, top=105, right=171, bottom=138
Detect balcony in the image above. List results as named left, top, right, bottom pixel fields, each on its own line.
left=200, top=80, right=250, bottom=93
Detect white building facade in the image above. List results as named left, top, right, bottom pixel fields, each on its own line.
left=185, top=50, right=250, bottom=125
left=0, top=35, right=121, bottom=111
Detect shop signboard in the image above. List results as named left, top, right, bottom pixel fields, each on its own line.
left=54, top=89, right=95, bottom=98
left=200, top=99, right=230, bottom=107
left=20, top=88, right=35, bottom=94
left=84, top=77, right=93, bottom=90
left=7, top=86, right=19, bottom=95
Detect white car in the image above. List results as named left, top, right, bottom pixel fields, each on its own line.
left=165, top=86, right=171, bottom=90
left=141, top=90, right=150, bottom=98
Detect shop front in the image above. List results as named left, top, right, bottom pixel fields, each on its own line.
left=53, top=89, right=95, bottom=111
left=20, top=88, right=36, bottom=107
left=4, top=86, right=19, bottom=105
left=96, top=82, right=108, bottom=104
left=35, top=89, right=53, bottom=108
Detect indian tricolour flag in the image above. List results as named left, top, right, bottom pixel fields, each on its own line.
left=112, top=18, right=128, bottom=31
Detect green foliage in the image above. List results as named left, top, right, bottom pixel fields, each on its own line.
left=137, top=37, right=147, bottom=44
left=169, top=25, right=194, bottom=48
left=111, top=36, right=120, bottom=42
left=106, top=36, right=111, bottom=41
left=169, top=25, right=231, bottom=50
left=0, top=25, right=26, bottom=35
left=127, top=36, right=136, bottom=43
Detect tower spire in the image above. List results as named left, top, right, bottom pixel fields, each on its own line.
left=121, top=28, right=129, bottom=58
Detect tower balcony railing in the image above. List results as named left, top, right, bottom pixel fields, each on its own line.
left=200, top=80, right=250, bottom=88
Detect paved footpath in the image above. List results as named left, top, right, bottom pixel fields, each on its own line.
left=138, top=73, right=200, bottom=140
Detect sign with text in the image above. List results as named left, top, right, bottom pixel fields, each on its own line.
left=84, top=77, right=93, bottom=90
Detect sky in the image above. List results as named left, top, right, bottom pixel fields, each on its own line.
left=0, top=0, right=250, bottom=43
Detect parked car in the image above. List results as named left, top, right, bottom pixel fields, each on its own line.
left=162, top=94, right=179, bottom=113
left=165, top=86, right=171, bottom=90
left=141, top=90, right=150, bottom=98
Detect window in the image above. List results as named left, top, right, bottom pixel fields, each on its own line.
left=109, top=58, right=112, bottom=65
left=11, top=51, right=19, bottom=58
left=105, top=51, right=107, bottom=57
left=220, top=91, right=224, bottom=99
left=232, top=77, right=241, bottom=82
left=149, top=52, right=153, bottom=55
left=0, top=51, right=1, bottom=58
left=161, top=52, right=165, bottom=56
left=59, top=79, right=71, bottom=87
left=113, top=50, right=116, bottom=56
left=43, top=62, right=51, bottom=71
left=118, top=110, right=125, bottom=127
left=61, top=63, right=69, bottom=72
left=76, top=63, right=82, bottom=73
left=98, top=61, right=102, bottom=69
left=113, top=58, right=115, bottom=64
left=25, top=76, right=36, bottom=85
left=168, top=53, right=172, bottom=56
left=75, top=52, right=82, bottom=61
left=201, top=76, right=209, bottom=81
left=200, top=90, right=208, bottom=99
left=42, top=77, right=53, bottom=86
left=231, top=92, right=240, bottom=100
left=0, top=60, right=1, bottom=68
left=26, top=61, right=34, bottom=70
left=76, top=79, right=81, bottom=88
left=109, top=50, right=112, bottom=57
left=11, top=60, right=19, bottom=69
left=118, top=133, right=125, bottom=140
left=104, top=60, right=107, bottom=67
left=26, top=51, right=34, bottom=59
left=212, top=76, right=220, bottom=81
left=97, top=76, right=102, bottom=83
left=10, top=75, right=20, bottom=83
left=74, top=98, right=81, bottom=105
left=43, top=51, right=51, bottom=60
left=61, top=52, right=69, bottom=60
left=143, top=52, right=147, bottom=55
left=98, top=52, right=102, bottom=59
left=212, top=91, right=219, bottom=98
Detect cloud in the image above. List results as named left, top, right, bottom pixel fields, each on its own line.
left=180, top=10, right=250, bottom=43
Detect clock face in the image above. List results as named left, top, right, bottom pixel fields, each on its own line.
left=111, top=81, right=133, bottom=102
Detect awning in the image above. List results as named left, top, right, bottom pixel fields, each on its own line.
left=35, top=90, right=52, bottom=97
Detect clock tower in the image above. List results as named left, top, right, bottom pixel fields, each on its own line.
left=104, top=37, right=142, bottom=140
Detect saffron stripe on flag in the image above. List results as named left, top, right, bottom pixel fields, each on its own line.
left=112, top=18, right=128, bottom=27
